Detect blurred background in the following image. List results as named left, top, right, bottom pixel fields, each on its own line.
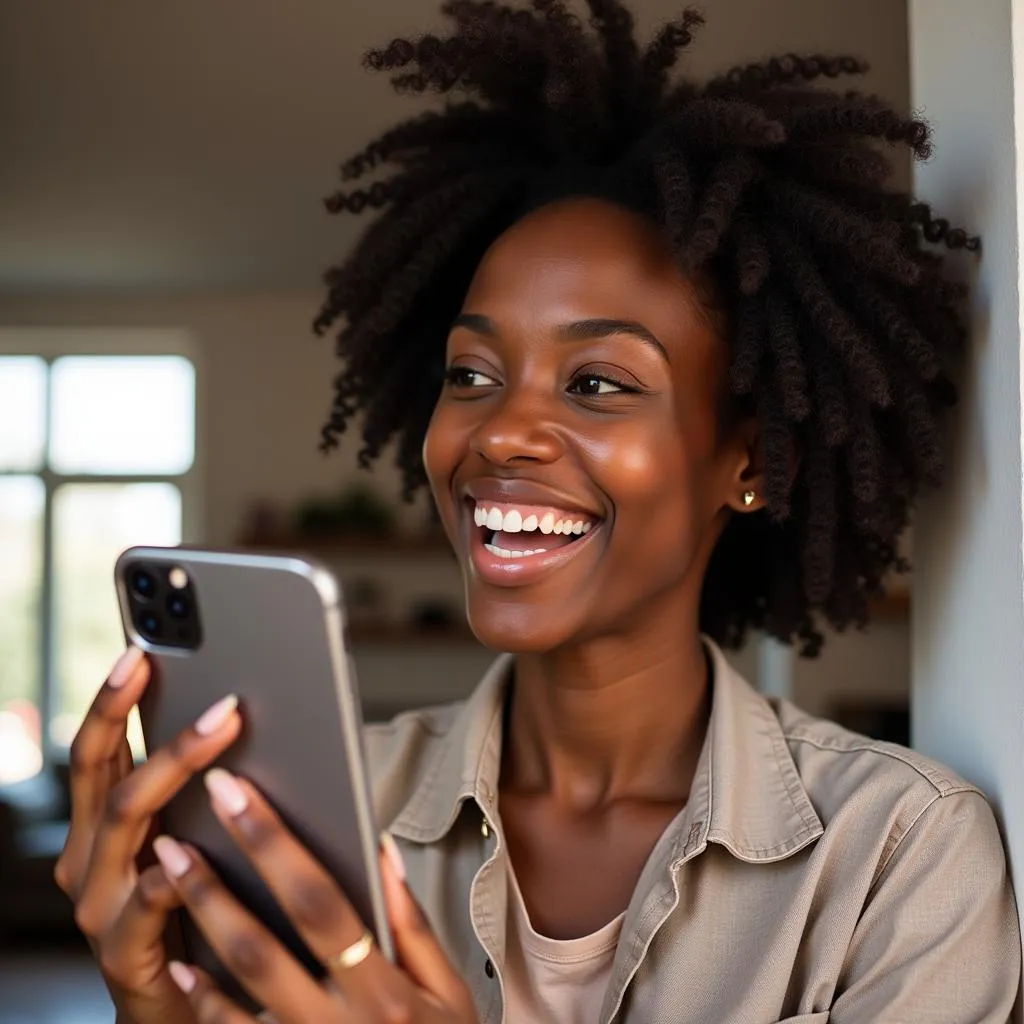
left=0, top=0, right=913, bottom=1020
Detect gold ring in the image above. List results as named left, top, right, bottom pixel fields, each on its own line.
left=326, top=930, right=374, bottom=971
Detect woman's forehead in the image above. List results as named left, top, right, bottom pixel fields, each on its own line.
left=462, top=198, right=721, bottom=355
left=475, top=198, right=673, bottom=284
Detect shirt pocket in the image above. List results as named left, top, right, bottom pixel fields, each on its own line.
left=774, top=1015, right=830, bottom=1023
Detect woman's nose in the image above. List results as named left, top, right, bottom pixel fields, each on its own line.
left=470, top=391, right=564, bottom=466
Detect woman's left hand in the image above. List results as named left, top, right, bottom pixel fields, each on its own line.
left=153, top=768, right=478, bottom=1023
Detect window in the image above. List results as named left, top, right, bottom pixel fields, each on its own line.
left=0, top=332, right=197, bottom=783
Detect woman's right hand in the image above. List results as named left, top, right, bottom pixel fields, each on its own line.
left=54, top=646, right=242, bottom=1024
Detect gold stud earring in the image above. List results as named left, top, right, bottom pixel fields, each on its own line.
left=743, top=490, right=756, bottom=507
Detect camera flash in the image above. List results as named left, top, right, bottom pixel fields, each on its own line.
left=168, top=567, right=189, bottom=590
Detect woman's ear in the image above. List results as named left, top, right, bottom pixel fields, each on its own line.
left=724, top=415, right=800, bottom=515
left=725, top=416, right=766, bottom=514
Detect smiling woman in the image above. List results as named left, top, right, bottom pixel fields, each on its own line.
left=425, top=198, right=742, bottom=654
left=60, top=3, right=1019, bottom=1024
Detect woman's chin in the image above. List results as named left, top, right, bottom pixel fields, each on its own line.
left=465, top=603, right=577, bottom=654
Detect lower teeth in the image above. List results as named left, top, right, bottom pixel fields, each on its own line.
left=484, top=543, right=549, bottom=559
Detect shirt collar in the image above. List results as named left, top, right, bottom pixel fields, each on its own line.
left=388, top=639, right=823, bottom=861
left=388, top=654, right=510, bottom=843
left=676, top=639, right=823, bottom=863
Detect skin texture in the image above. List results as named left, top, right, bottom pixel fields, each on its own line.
left=57, top=199, right=764, bottom=1017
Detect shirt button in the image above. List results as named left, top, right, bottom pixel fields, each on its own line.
left=481, top=817, right=491, bottom=839
left=485, top=959, right=495, bottom=979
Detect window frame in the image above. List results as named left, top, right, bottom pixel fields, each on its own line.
left=0, top=328, right=202, bottom=767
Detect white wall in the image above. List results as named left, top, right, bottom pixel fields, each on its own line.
left=909, top=0, right=1024, bottom=930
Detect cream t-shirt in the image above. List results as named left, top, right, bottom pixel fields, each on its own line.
left=503, top=859, right=624, bottom=1024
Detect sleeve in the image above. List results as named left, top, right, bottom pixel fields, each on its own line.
left=831, top=790, right=1020, bottom=1023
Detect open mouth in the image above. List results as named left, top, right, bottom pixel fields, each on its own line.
left=470, top=501, right=598, bottom=559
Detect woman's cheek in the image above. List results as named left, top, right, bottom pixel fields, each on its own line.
left=423, top=402, right=461, bottom=484
left=589, top=431, right=706, bottom=569
left=422, top=412, right=464, bottom=540
left=586, top=426, right=686, bottom=505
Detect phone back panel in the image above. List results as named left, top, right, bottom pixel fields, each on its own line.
left=115, top=546, right=392, bottom=996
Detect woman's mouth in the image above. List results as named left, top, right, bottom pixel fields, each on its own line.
left=473, top=503, right=594, bottom=558
left=465, top=500, right=602, bottom=585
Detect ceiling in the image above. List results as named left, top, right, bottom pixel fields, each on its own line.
left=0, top=0, right=907, bottom=293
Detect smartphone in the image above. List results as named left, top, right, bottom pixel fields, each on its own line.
left=114, top=545, right=393, bottom=1004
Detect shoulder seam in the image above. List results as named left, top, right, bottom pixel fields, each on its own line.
left=866, top=788, right=990, bottom=898
left=868, top=792, right=941, bottom=897
left=782, top=731, right=983, bottom=797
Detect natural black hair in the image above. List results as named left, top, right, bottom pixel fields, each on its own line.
left=314, top=0, right=976, bottom=656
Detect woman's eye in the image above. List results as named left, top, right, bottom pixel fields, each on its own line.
left=568, top=375, right=628, bottom=396
left=445, top=366, right=498, bottom=388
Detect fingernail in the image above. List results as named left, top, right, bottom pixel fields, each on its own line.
left=204, top=768, right=248, bottom=817
left=153, top=835, right=191, bottom=879
left=168, top=960, right=196, bottom=994
left=194, top=694, right=238, bottom=736
left=381, top=831, right=406, bottom=882
left=108, top=646, right=144, bottom=689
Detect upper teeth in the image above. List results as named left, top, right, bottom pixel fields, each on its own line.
left=474, top=505, right=593, bottom=535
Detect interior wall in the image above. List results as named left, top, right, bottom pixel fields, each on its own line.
left=909, top=0, right=1024, bottom=956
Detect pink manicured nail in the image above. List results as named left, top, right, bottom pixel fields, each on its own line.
left=168, top=960, right=196, bottom=994
left=205, top=768, right=248, bottom=817
left=153, top=835, right=192, bottom=879
left=194, top=694, right=238, bottom=736
left=107, top=646, right=144, bottom=689
left=381, top=832, right=406, bottom=882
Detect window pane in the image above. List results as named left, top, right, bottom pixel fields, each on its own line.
left=0, top=357, right=47, bottom=471
left=52, top=483, right=181, bottom=753
left=50, top=356, right=195, bottom=475
left=0, top=476, right=44, bottom=783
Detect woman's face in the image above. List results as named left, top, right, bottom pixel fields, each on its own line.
left=424, top=198, right=757, bottom=652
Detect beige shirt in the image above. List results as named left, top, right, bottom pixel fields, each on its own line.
left=367, top=639, right=1021, bottom=1023
left=503, top=857, right=623, bottom=1023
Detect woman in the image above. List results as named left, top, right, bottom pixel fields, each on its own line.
left=58, top=3, right=1019, bottom=1022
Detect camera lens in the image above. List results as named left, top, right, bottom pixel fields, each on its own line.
left=140, top=612, right=162, bottom=638
left=166, top=593, right=189, bottom=619
left=130, top=569, right=156, bottom=600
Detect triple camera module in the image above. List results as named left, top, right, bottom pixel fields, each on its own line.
left=125, top=563, right=202, bottom=649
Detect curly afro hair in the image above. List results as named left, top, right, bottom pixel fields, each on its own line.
left=314, top=0, right=977, bottom=656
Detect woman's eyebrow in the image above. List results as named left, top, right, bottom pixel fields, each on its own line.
left=557, top=318, right=669, bottom=362
left=451, top=312, right=497, bottom=335
left=452, top=313, right=669, bottom=362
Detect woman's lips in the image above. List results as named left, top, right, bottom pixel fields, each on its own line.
left=464, top=499, right=603, bottom=587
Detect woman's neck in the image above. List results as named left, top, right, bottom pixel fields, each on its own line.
left=501, top=605, right=712, bottom=812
